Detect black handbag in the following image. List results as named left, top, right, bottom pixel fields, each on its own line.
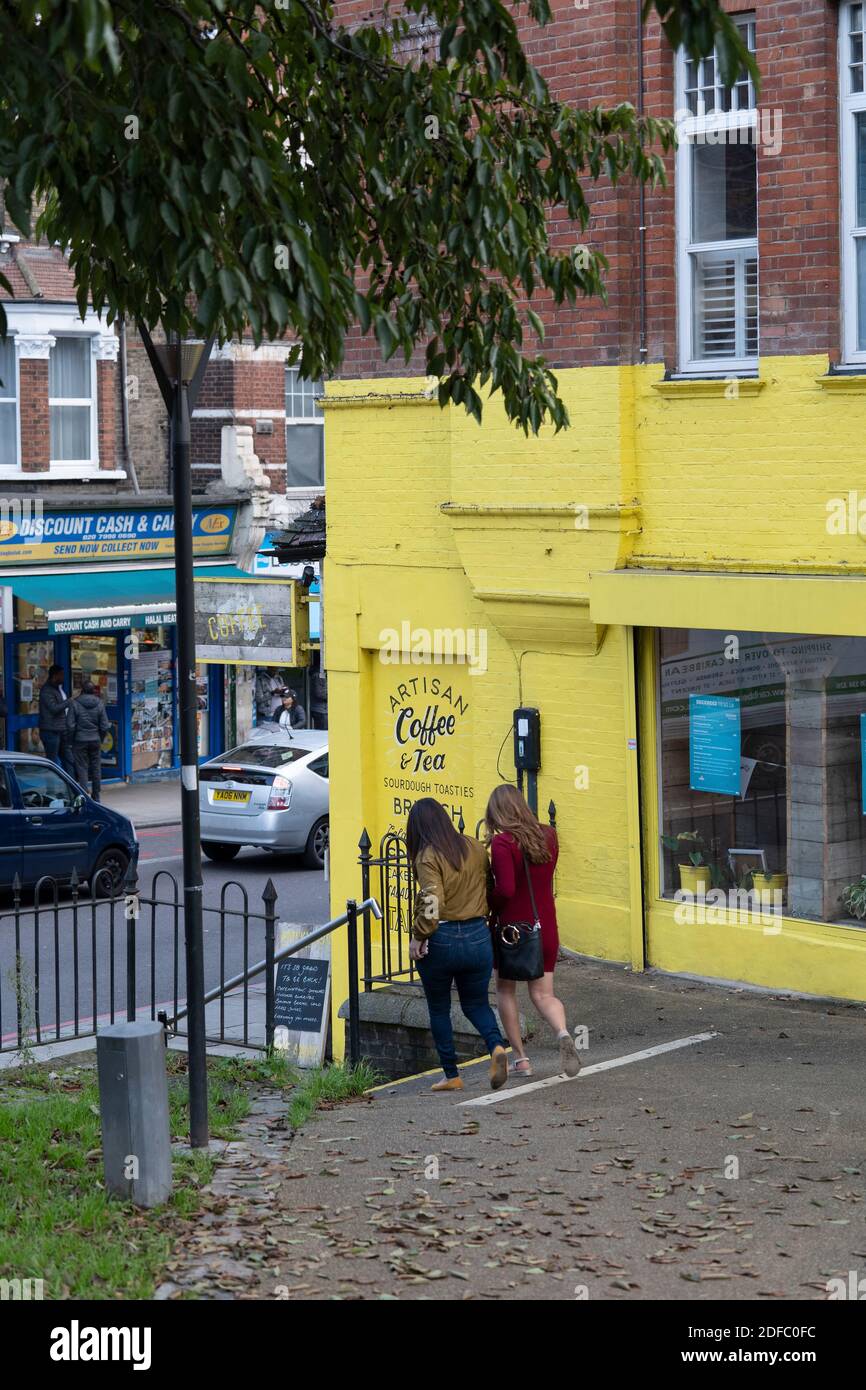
left=494, top=852, right=545, bottom=981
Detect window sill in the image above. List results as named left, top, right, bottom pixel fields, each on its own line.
left=652, top=377, right=765, bottom=399
left=0, top=467, right=127, bottom=481
left=815, top=373, right=866, bottom=392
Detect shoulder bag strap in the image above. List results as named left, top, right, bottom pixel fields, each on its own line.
left=522, top=851, right=541, bottom=928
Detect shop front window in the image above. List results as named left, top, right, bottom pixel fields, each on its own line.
left=196, top=665, right=209, bottom=758
left=130, top=627, right=175, bottom=772
left=657, top=629, right=866, bottom=925
left=14, top=639, right=55, bottom=719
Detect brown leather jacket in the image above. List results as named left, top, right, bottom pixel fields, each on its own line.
left=412, top=838, right=491, bottom=939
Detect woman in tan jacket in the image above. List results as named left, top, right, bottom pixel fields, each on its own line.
left=407, top=798, right=508, bottom=1092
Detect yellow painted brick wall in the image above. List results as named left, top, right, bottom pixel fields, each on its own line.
left=633, top=360, right=866, bottom=572
left=323, top=356, right=866, bottom=1044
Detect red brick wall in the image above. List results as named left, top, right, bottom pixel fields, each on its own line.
left=97, top=359, right=117, bottom=469
left=331, top=0, right=845, bottom=374
left=19, top=359, right=50, bottom=471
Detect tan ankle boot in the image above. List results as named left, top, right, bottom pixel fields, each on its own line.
left=489, top=1045, right=508, bottom=1090
left=431, top=1076, right=464, bottom=1092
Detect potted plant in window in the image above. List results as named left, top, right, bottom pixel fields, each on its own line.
left=750, top=868, right=787, bottom=907
left=661, top=831, right=721, bottom=894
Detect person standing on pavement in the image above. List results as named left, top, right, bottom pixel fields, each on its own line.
left=407, top=797, right=508, bottom=1093
left=275, top=688, right=306, bottom=730
left=38, top=664, right=74, bottom=774
left=67, top=681, right=109, bottom=801
left=486, top=783, right=581, bottom=1080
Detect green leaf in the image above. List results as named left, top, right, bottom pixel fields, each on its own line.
left=159, top=202, right=180, bottom=237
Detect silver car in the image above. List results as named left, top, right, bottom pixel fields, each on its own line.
left=199, top=727, right=329, bottom=868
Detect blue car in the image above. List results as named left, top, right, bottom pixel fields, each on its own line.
left=0, top=753, right=138, bottom=894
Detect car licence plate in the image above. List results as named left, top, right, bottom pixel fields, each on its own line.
left=211, top=789, right=251, bottom=804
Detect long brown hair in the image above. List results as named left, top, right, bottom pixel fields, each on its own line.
left=484, top=784, right=552, bottom=863
left=406, top=797, right=470, bottom=872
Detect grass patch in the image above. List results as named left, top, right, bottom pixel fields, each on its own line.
left=0, top=1053, right=288, bottom=1299
left=0, top=1049, right=378, bottom=1297
left=287, top=1060, right=380, bottom=1130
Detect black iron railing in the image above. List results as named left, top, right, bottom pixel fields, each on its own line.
left=0, top=863, right=381, bottom=1063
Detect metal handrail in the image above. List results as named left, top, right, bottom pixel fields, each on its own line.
left=162, top=897, right=383, bottom=1058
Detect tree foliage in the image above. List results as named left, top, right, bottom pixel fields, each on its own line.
left=0, top=0, right=755, bottom=431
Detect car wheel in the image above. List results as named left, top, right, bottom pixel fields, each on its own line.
left=202, top=841, right=241, bottom=863
left=90, top=847, right=131, bottom=898
left=304, top=817, right=329, bottom=870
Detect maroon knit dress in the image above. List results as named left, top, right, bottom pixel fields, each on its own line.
left=489, top=827, right=559, bottom=973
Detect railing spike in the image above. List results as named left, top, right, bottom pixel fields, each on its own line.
left=262, top=876, right=278, bottom=908
left=548, top=799, right=557, bottom=826
left=358, top=827, right=372, bottom=852
left=457, top=812, right=466, bottom=834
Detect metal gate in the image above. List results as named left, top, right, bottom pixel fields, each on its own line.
left=356, top=803, right=557, bottom=990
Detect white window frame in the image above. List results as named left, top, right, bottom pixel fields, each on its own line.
left=840, top=1, right=866, bottom=365
left=0, top=335, right=20, bottom=471
left=284, top=366, right=325, bottom=493
left=0, top=304, right=120, bottom=481
left=48, top=333, right=98, bottom=471
left=675, top=17, right=759, bottom=375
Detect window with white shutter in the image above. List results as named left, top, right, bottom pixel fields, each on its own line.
left=676, top=17, right=759, bottom=373
left=841, top=3, right=866, bottom=363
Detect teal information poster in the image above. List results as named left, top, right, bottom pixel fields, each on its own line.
left=689, top=694, right=741, bottom=795
left=861, top=713, right=866, bottom=814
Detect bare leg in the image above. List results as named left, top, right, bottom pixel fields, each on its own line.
left=494, top=975, right=525, bottom=1058
left=527, top=972, right=568, bottom=1036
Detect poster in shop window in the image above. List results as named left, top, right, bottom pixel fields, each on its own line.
left=689, top=694, right=742, bottom=797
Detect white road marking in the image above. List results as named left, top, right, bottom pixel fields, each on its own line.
left=459, top=1031, right=719, bottom=1107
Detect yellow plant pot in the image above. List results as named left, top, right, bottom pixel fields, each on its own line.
left=752, top=873, right=787, bottom=905
left=678, top=863, right=714, bottom=894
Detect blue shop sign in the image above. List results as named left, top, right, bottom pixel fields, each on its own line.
left=689, top=694, right=742, bottom=796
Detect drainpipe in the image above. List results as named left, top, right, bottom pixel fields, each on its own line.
left=637, top=0, right=648, bottom=363
left=118, top=319, right=141, bottom=494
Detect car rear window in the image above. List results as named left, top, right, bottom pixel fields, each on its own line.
left=209, top=744, right=311, bottom=768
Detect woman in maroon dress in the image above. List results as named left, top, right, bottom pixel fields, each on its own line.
left=487, top=784, right=581, bottom=1079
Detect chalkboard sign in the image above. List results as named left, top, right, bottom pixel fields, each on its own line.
left=274, top=957, right=330, bottom=1033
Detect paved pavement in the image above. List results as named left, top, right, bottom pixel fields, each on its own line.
left=101, top=777, right=181, bottom=828
left=169, top=955, right=866, bottom=1302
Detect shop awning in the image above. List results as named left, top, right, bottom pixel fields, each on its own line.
left=589, top=570, right=866, bottom=638
left=1, top=563, right=257, bottom=635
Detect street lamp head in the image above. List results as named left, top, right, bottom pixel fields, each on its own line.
left=152, top=339, right=206, bottom=387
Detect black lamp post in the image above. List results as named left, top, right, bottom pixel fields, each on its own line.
left=138, top=326, right=214, bottom=1148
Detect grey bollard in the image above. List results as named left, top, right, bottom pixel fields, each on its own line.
left=96, top=1021, right=173, bottom=1208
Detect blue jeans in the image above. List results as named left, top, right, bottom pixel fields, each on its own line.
left=39, top=728, right=73, bottom=777
left=417, top=918, right=504, bottom=1078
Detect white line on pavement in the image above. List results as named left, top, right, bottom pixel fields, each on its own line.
left=459, top=1031, right=719, bottom=1107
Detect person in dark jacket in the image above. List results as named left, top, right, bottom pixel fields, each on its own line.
left=274, top=688, right=306, bottom=730
left=67, top=682, right=109, bottom=801
left=38, top=664, right=74, bottom=774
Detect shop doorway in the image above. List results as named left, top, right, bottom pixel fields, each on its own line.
left=70, top=634, right=125, bottom=780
